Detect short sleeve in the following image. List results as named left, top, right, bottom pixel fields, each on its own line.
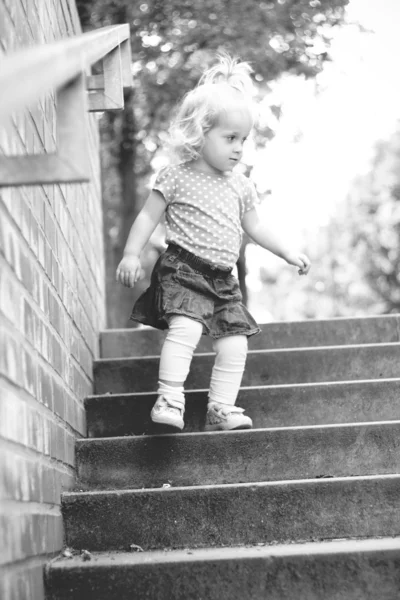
left=241, top=176, right=259, bottom=215
left=153, top=167, right=176, bottom=205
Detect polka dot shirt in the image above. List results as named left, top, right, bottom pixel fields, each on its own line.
left=153, top=163, right=259, bottom=268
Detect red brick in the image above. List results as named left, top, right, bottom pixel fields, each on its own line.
left=51, top=255, right=60, bottom=291
left=52, top=379, right=65, bottom=419
left=0, top=511, right=63, bottom=563
left=44, top=209, right=56, bottom=250
left=30, top=215, right=39, bottom=257
left=2, top=218, right=21, bottom=278
left=22, top=348, right=37, bottom=397
left=65, top=430, right=75, bottom=466
left=44, top=241, right=52, bottom=280
left=50, top=335, right=64, bottom=377
left=0, top=267, right=21, bottom=326
left=0, top=559, right=48, bottom=600
left=38, top=365, right=52, bottom=409
left=1, top=449, right=42, bottom=502
left=19, top=251, right=34, bottom=295
left=37, top=228, right=45, bottom=269
left=1, top=0, right=105, bottom=590
left=21, top=201, right=31, bottom=242
left=23, top=298, right=34, bottom=343
left=0, top=332, right=22, bottom=384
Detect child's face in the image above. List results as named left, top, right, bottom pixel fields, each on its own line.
left=198, top=108, right=252, bottom=175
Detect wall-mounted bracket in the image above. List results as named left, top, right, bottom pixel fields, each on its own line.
left=0, top=74, right=91, bottom=186
left=88, top=39, right=131, bottom=112
left=0, top=25, right=132, bottom=187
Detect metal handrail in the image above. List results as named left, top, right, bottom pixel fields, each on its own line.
left=0, top=24, right=131, bottom=125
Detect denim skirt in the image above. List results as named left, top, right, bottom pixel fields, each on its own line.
left=130, top=244, right=261, bottom=339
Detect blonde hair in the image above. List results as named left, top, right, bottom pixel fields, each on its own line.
left=167, top=53, right=254, bottom=161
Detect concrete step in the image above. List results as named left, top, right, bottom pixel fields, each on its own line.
left=93, top=343, right=400, bottom=394
left=85, top=379, right=400, bottom=437
left=100, top=314, right=400, bottom=358
left=63, top=474, right=400, bottom=552
left=45, top=537, right=400, bottom=600
left=75, top=421, right=400, bottom=491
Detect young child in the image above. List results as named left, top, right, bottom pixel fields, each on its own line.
left=116, top=53, right=311, bottom=432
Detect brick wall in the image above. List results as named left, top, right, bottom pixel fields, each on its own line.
left=0, top=1, right=106, bottom=598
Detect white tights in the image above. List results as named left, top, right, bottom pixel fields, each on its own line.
left=158, top=315, right=248, bottom=406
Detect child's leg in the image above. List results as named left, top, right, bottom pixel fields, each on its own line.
left=151, top=315, right=203, bottom=429
left=206, top=335, right=252, bottom=431
left=208, top=335, right=248, bottom=405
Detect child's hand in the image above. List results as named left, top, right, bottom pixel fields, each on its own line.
left=285, top=252, right=311, bottom=276
left=116, top=255, right=141, bottom=288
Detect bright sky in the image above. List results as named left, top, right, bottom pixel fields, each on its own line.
left=249, top=0, right=400, bottom=244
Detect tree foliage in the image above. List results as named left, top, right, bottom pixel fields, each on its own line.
left=77, top=0, right=348, bottom=326
left=345, top=125, right=400, bottom=313
left=270, top=122, right=400, bottom=322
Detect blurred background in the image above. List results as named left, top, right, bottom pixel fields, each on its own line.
left=77, top=0, right=400, bottom=328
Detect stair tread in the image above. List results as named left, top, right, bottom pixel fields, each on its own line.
left=77, top=418, right=400, bottom=442
left=95, top=341, right=400, bottom=363
left=101, top=314, right=400, bottom=335
left=65, top=472, right=400, bottom=497
left=85, top=377, right=400, bottom=400
left=99, top=315, right=400, bottom=359
left=49, top=535, right=400, bottom=568
left=93, top=344, right=400, bottom=394
left=47, top=316, right=400, bottom=598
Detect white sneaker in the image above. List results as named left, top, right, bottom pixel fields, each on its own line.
left=151, top=395, right=185, bottom=431
left=204, top=402, right=253, bottom=431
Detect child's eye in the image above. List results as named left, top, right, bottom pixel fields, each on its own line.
left=227, top=136, right=235, bottom=142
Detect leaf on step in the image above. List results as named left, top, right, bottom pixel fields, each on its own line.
left=129, top=544, right=144, bottom=552
left=81, top=550, right=92, bottom=561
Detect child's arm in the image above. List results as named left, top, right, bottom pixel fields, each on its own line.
left=242, top=207, right=311, bottom=275
left=116, top=190, right=166, bottom=288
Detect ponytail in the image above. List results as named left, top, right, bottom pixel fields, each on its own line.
left=198, top=52, right=254, bottom=97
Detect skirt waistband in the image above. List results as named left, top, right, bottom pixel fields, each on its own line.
left=166, top=243, right=233, bottom=277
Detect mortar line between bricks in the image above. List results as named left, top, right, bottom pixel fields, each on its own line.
left=63, top=473, right=400, bottom=497
left=0, top=201, right=101, bottom=356
left=0, top=377, right=86, bottom=440
left=2, top=498, right=62, bottom=515
left=59, top=204, right=106, bottom=317
left=0, top=435, right=76, bottom=473
left=0, top=259, right=96, bottom=385
left=0, top=312, right=94, bottom=401
left=0, top=550, right=59, bottom=575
